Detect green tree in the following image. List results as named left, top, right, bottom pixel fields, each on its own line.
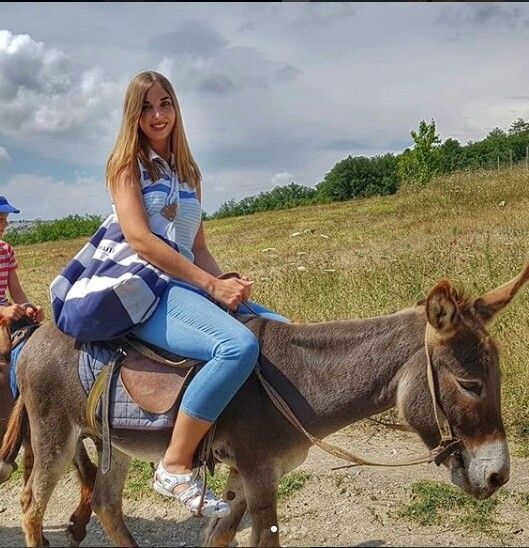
left=509, top=118, right=529, bottom=135
left=316, top=154, right=399, bottom=202
left=212, top=182, right=317, bottom=219
left=398, top=119, right=441, bottom=185
left=435, top=138, right=464, bottom=174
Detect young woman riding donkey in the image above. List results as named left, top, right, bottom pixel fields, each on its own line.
left=2, top=261, right=528, bottom=547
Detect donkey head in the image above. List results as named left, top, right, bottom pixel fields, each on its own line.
left=401, top=264, right=529, bottom=499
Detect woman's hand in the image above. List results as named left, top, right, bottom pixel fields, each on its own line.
left=238, top=275, right=253, bottom=301
left=210, top=277, right=254, bottom=311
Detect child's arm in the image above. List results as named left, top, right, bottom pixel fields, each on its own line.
left=7, top=269, right=29, bottom=304
left=7, top=270, right=44, bottom=322
left=0, top=303, right=28, bottom=321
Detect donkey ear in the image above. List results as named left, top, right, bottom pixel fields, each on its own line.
left=426, top=280, right=459, bottom=336
left=473, top=263, right=529, bottom=324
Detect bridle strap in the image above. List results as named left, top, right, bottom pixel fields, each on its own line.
left=254, top=364, right=443, bottom=468
left=245, top=299, right=460, bottom=469
left=424, top=324, right=455, bottom=443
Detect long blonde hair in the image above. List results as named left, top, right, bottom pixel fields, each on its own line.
left=106, top=71, right=201, bottom=190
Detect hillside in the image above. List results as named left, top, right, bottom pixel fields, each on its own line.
left=14, top=165, right=529, bottom=435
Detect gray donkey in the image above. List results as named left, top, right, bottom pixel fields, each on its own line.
left=2, top=266, right=529, bottom=547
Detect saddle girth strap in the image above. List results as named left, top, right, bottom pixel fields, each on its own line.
left=85, top=348, right=126, bottom=474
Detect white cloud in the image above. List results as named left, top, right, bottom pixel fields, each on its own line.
left=271, top=171, right=295, bottom=186
left=0, top=173, right=111, bottom=220
left=0, top=29, right=123, bottom=150
left=0, top=146, right=10, bottom=164
left=1, top=4, right=529, bottom=219
left=0, top=29, right=72, bottom=101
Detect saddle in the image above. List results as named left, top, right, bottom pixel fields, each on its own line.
left=121, top=337, right=202, bottom=414
left=85, top=336, right=213, bottom=475
left=11, top=317, right=41, bottom=350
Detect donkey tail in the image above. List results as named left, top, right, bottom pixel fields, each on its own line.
left=0, top=397, right=28, bottom=483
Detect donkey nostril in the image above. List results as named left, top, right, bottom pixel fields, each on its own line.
left=488, top=472, right=506, bottom=490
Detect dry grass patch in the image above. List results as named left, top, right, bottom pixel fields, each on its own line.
left=13, top=165, right=529, bottom=437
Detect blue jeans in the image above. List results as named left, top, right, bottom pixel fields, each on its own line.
left=131, top=281, right=289, bottom=422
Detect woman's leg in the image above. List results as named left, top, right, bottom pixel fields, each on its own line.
left=131, top=282, right=259, bottom=474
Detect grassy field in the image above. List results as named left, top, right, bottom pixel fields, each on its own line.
left=14, top=165, right=529, bottom=439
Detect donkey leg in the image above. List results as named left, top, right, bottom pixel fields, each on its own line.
left=240, top=466, right=280, bottom=547
left=203, top=467, right=248, bottom=547
left=20, top=439, right=51, bottom=547
left=67, top=439, right=97, bottom=547
left=22, top=438, right=34, bottom=485
left=21, top=424, right=77, bottom=547
left=91, top=447, right=136, bottom=547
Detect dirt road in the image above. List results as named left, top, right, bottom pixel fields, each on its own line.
left=1, top=425, right=528, bottom=547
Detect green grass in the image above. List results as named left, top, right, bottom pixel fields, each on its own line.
left=398, top=480, right=506, bottom=533
left=515, top=491, right=529, bottom=508
left=278, top=470, right=310, bottom=500
left=12, top=164, right=529, bottom=446
left=123, top=459, right=154, bottom=500
left=122, top=459, right=309, bottom=501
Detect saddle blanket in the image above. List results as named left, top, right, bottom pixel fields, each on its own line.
left=78, top=342, right=176, bottom=430
left=9, top=340, right=27, bottom=399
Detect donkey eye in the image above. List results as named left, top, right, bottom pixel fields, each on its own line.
left=456, top=378, right=483, bottom=397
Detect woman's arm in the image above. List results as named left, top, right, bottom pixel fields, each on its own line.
left=112, top=171, right=252, bottom=310
left=113, top=171, right=216, bottom=292
left=191, top=182, right=253, bottom=299
left=192, top=222, right=222, bottom=278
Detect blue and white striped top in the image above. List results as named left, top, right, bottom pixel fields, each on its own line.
left=139, top=148, right=202, bottom=263
left=50, top=150, right=203, bottom=341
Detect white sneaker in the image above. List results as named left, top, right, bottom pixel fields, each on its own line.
left=153, top=461, right=230, bottom=518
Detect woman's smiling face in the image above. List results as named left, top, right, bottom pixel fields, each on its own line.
left=139, top=81, right=176, bottom=152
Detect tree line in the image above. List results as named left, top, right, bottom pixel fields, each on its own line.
left=5, top=117, right=528, bottom=246
left=208, top=117, right=529, bottom=219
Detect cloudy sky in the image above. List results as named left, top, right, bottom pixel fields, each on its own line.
left=0, top=2, right=528, bottom=220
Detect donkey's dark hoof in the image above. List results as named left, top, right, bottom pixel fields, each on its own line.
left=66, top=521, right=85, bottom=548
left=0, top=460, right=16, bottom=484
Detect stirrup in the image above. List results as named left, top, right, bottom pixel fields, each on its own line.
left=153, top=461, right=230, bottom=518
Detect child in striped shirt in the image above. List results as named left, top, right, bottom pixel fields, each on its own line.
left=0, top=196, right=44, bottom=324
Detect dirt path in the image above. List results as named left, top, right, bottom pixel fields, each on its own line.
left=1, top=425, right=529, bottom=547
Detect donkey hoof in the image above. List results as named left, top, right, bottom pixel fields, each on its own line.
left=66, top=523, right=83, bottom=548
left=0, top=460, right=16, bottom=484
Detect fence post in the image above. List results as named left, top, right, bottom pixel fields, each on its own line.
left=526, top=145, right=528, bottom=171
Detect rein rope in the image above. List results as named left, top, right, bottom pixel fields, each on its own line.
left=243, top=302, right=461, bottom=470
